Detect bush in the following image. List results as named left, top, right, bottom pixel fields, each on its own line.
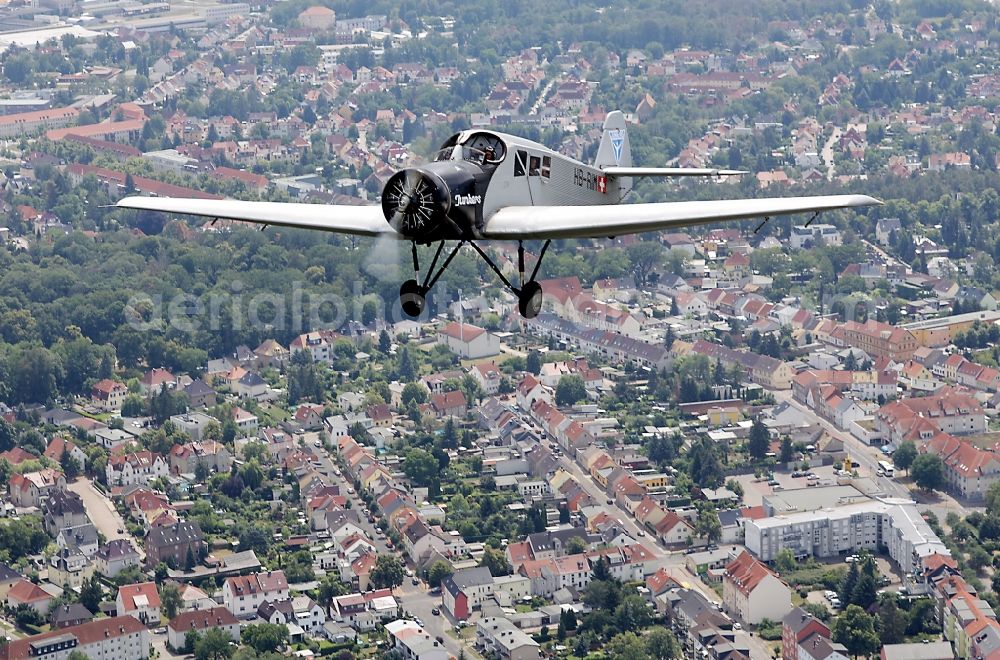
left=756, top=618, right=783, bottom=640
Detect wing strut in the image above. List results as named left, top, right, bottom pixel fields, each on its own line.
left=805, top=211, right=821, bottom=227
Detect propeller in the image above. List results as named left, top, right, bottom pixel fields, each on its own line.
left=383, top=169, right=439, bottom=234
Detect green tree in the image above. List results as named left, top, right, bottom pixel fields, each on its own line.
left=832, top=605, right=880, bottom=658
left=779, top=436, right=794, bottom=464
left=426, top=560, right=454, bottom=588
left=401, top=382, right=427, bottom=406
left=78, top=575, right=103, bottom=614
left=986, top=481, right=1000, bottom=512
left=194, top=627, right=234, bottom=660
left=893, top=441, right=917, bottom=474
left=160, top=583, right=181, bottom=621
left=480, top=547, right=512, bottom=577
left=775, top=548, right=797, bottom=574
left=645, top=627, right=682, bottom=659
left=607, top=632, right=648, bottom=660
left=555, top=374, right=587, bottom=407
left=241, top=623, right=288, bottom=653
left=878, top=595, right=907, bottom=645
left=912, top=453, right=944, bottom=491
left=370, top=554, right=404, bottom=591
left=747, top=416, right=770, bottom=460
left=60, top=449, right=80, bottom=479
left=402, top=448, right=439, bottom=488
left=850, top=555, right=879, bottom=609
left=526, top=350, right=541, bottom=375
left=626, top=241, right=664, bottom=287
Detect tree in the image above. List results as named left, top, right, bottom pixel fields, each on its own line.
left=607, top=632, right=648, bottom=660
left=241, top=623, right=288, bottom=653
left=480, top=547, right=512, bottom=577
left=555, top=374, right=587, bottom=407
left=370, top=554, right=404, bottom=591
left=426, top=560, right=454, bottom=588
left=614, top=594, right=652, bottom=631
left=694, top=509, right=721, bottom=543
left=912, top=453, right=944, bottom=491
left=402, top=448, right=439, bottom=488
left=779, top=436, right=794, bottom=464
left=878, top=595, right=907, bottom=645
left=526, top=350, right=541, bottom=375
left=60, top=448, right=80, bottom=479
left=850, top=555, right=879, bottom=609
left=747, top=416, right=770, bottom=460
left=841, top=560, right=859, bottom=607
left=194, top=628, right=234, bottom=660
left=565, top=536, right=587, bottom=555
left=401, top=382, right=427, bottom=406
left=893, top=441, right=917, bottom=474
left=627, top=241, right=664, bottom=287
left=559, top=607, right=577, bottom=631
left=832, top=605, right=881, bottom=658
left=775, top=548, right=797, bottom=574
left=645, top=627, right=682, bottom=659
left=987, top=481, right=1000, bottom=512
left=78, top=575, right=103, bottom=614
left=160, top=583, right=181, bottom=620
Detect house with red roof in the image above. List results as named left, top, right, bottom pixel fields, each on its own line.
left=167, top=607, right=239, bottom=651
left=44, top=436, right=87, bottom=469
left=91, top=379, right=128, bottom=411
left=437, top=322, right=500, bottom=359
left=722, top=550, right=792, bottom=625
left=6, top=579, right=53, bottom=614
left=8, top=468, right=65, bottom=507
left=429, top=390, right=467, bottom=419
left=116, top=582, right=162, bottom=625
left=106, top=451, right=168, bottom=487
left=222, top=570, right=288, bottom=618
left=0, top=448, right=36, bottom=466
left=470, top=362, right=503, bottom=395
left=0, top=616, right=149, bottom=660
left=139, top=368, right=177, bottom=396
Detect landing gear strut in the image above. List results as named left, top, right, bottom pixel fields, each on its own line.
left=398, top=239, right=551, bottom=319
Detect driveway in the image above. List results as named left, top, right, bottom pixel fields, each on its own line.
left=67, top=477, right=143, bottom=557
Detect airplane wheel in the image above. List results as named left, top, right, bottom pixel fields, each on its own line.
left=519, top=281, right=543, bottom=319
left=400, top=279, right=425, bottom=318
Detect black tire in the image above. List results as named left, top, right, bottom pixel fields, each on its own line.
left=519, top=281, right=543, bottom=318
left=400, top=279, right=425, bottom=318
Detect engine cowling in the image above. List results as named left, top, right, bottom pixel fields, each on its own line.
left=381, top=168, right=451, bottom=240
left=381, top=162, right=484, bottom=241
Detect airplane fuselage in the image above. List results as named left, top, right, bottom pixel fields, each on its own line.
left=382, top=130, right=621, bottom=243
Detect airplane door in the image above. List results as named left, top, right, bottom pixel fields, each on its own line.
left=514, top=149, right=550, bottom=205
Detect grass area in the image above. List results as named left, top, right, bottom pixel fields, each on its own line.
left=514, top=603, right=535, bottom=613
left=261, top=404, right=290, bottom=421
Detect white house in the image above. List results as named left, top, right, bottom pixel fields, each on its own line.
left=437, top=322, right=500, bottom=359
left=722, top=550, right=792, bottom=625
left=222, top=570, right=289, bottom=618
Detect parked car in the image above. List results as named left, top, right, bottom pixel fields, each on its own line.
left=432, top=608, right=441, bottom=616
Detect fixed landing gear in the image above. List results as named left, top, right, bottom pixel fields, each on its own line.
left=398, top=239, right=551, bottom=319
left=399, top=279, right=425, bottom=317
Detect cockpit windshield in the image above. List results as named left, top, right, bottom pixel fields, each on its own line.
left=434, top=145, right=490, bottom=165
left=433, top=132, right=507, bottom=167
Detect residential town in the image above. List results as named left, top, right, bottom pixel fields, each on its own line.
left=1, top=0, right=1000, bottom=659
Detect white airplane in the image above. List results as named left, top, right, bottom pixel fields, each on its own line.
left=117, top=111, right=880, bottom=318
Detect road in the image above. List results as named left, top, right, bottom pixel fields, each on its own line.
left=772, top=391, right=907, bottom=497
left=67, top=477, right=144, bottom=557
left=551, top=453, right=721, bottom=605
left=310, top=433, right=477, bottom=659
left=821, top=127, right=841, bottom=180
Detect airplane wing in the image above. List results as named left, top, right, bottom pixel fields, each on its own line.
left=115, top=196, right=397, bottom=238
left=482, top=195, right=881, bottom=240
left=602, top=166, right=747, bottom=177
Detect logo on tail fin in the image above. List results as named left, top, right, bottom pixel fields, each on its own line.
left=608, top=128, right=625, bottom=164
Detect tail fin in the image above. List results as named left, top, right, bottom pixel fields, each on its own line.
left=594, top=110, right=632, bottom=169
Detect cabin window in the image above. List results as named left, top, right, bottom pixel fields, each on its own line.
left=529, top=155, right=541, bottom=176
left=541, top=156, right=551, bottom=178
left=514, top=150, right=527, bottom=177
